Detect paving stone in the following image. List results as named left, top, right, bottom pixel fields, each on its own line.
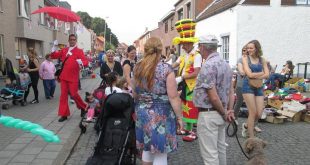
left=4, top=144, right=27, bottom=151
left=31, top=159, right=54, bottom=165
left=37, top=151, right=58, bottom=159
left=44, top=144, right=63, bottom=152
left=11, top=154, right=36, bottom=163
left=11, top=138, right=33, bottom=144
left=0, top=150, right=19, bottom=159
left=21, top=147, right=43, bottom=155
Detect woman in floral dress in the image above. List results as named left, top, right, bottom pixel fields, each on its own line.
left=133, top=37, right=182, bottom=165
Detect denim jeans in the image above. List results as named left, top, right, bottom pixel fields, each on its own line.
left=43, top=79, right=56, bottom=98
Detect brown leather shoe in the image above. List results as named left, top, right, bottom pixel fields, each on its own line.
left=58, top=116, right=68, bottom=122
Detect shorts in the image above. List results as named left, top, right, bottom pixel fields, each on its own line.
left=242, top=80, right=263, bottom=96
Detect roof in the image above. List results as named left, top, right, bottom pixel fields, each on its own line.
left=196, top=0, right=241, bottom=22
left=160, top=9, right=175, bottom=22
left=174, top=0, right=183, bottom=7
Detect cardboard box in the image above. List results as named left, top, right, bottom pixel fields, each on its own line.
left=278, top=110, right=302, bottom=122
left=268, top=99, right=284, bottom=110
left=284, top=77, right=305, bottom=92
left=265, top=115, right=286, bottom=124
left=301, top=113, right=310, bottom=123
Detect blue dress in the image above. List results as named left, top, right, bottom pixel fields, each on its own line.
left=134, top=62, right=177, bottom=154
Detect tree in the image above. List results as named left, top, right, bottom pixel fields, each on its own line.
left=91, top=17, right=105, bottom=36
left=76, top=11, right=92, bottom=29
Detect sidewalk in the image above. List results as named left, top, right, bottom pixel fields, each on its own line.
left=0, top=73, right=101, bottom=165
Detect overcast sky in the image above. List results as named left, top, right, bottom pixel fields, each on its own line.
left=65, top=0, right=177, bottom=45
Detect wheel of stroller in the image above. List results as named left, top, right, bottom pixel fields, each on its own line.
left=12, top=100, right=19, bottom=105
left=21, top=101, right=27, bottom=106
left=2, top=104, right=9, bottom=110
left=79, top=121, right=87, bottom=134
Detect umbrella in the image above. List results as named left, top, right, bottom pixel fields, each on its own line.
left=31, top=6, right=80, bottom=22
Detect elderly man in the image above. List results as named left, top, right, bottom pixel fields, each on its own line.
left=193, top=35, right=235, bottom=165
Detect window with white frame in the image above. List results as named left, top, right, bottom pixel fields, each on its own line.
left=178, top=9, right=183, bottom=20
left=0, top=35, right=4, bottom=58
left=165, top=21, right=168, bottom=33
left=221, top=36, right=229, bottom=62
left=18, top=0, right=30, bottom=18
left=296, top=0, right=310, bottom=5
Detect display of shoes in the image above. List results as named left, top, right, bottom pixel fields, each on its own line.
left=182, top=131, right=197, bottom=142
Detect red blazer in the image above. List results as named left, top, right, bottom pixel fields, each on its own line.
left=51, top=47, right=88, bottom=82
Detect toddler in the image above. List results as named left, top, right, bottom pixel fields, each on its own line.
left=105, top=72, right=122, bottom=96
left=85, top=92, right=100, bottom=122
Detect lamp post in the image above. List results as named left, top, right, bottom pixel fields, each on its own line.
left=104, top=16, right=109, bottom=51
left=110, top=34, right=112, bottom=46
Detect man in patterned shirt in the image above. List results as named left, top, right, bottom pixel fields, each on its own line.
left=193, top=35, right=235, bottom=165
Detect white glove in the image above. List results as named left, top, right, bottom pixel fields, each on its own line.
left=175, top=76, right=183, bottom=85
left=76, top=59, right=83, bottom=65
left=51, top=45, right=58, bottom=53
left=53, top=40, right=58, bottom=46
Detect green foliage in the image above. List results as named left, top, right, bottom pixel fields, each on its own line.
left=76, top=11, right=92, bottom=29
left=77, top=11, right=119, bottom=48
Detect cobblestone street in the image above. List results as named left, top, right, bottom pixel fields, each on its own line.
left=66, top=118, right=310, bottom=165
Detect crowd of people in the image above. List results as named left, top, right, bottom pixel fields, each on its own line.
left=5, top=17, right=299, bottom=165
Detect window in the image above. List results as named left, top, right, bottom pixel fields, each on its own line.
left=170, top=18, right=174, bottom=30
left=0, top=0, right=3, bottom=12
left=0, top=35, right=4, bottom=58
left=15, top=38, right=20, bottom=57
left=221, top=36, right=229, bottom=62
left=187, top=3, right=191, bottom=18
left=164, top=21, right=168, bottom=33
left=18, top=0, right=30, bottom=18
left=166, top=47, right=170, bottom=57
left=178, top=9, right=183, bottom=20
left=296, top=0, right=310, bottom=5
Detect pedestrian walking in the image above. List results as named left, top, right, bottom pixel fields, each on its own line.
left=133, top=37, right=182, bottom=165
left=233, top=45, right=248, bottom=119
left=241, top=40, right=269, bottom=138
left=123, top=45, right=136, bottom=88
left=193, top=35, right=235, bottom=165
left=39, top=54, right=56, bottom=99
left=172, top=19, right=202, bottom=142
left=50, top=34, right=89, bottom=122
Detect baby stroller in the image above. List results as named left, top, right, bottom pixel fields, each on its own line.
left=86, top=93, right=136, bottom=165
left=0, top=59, right=29, bottom=109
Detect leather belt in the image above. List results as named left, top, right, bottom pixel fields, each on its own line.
left=198, top=107, right=217, bottom=112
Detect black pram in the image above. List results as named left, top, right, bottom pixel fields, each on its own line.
left=86, top=93, right=136, bottom=165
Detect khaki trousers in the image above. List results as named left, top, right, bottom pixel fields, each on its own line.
left=197, top=111, right=226, bottom=165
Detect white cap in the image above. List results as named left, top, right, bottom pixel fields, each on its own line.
left=198, top=35, right=219, bottom=44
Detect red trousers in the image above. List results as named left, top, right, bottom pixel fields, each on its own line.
left=58, top=80, right=87, bottom=117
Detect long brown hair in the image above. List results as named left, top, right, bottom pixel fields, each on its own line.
left=134, top=37, right=162, bottom=89
left=247, top=40, right=263, bottom=57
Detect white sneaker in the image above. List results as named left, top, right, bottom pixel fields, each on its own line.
left=241, top=123, right=248, bottom=138
left=70, top=99, right=75, bottom=104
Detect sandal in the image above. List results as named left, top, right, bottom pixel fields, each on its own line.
left=177, top=129, right=189, bottom=135
left=182, top=131, right=197, bottom=142
left=254, top=126, right=262, bottom=133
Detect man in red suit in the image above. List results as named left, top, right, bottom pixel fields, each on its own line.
left=51, top=34, right=89, bottom=122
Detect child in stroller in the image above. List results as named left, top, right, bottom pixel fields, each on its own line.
left=84, top=92, right=101, bottom=122
left=86, top=93, right=136, bottom=165
left=0, top=58, right=29, bottom=109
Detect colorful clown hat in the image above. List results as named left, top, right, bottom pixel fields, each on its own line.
left=173, top=19, right=199, bottom=45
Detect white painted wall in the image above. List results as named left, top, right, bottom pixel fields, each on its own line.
left=76, top=24, right=91, bottom=52
left=196, top=7, right=238, bottom=66
left=237, top=5, right=310, bottom=74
